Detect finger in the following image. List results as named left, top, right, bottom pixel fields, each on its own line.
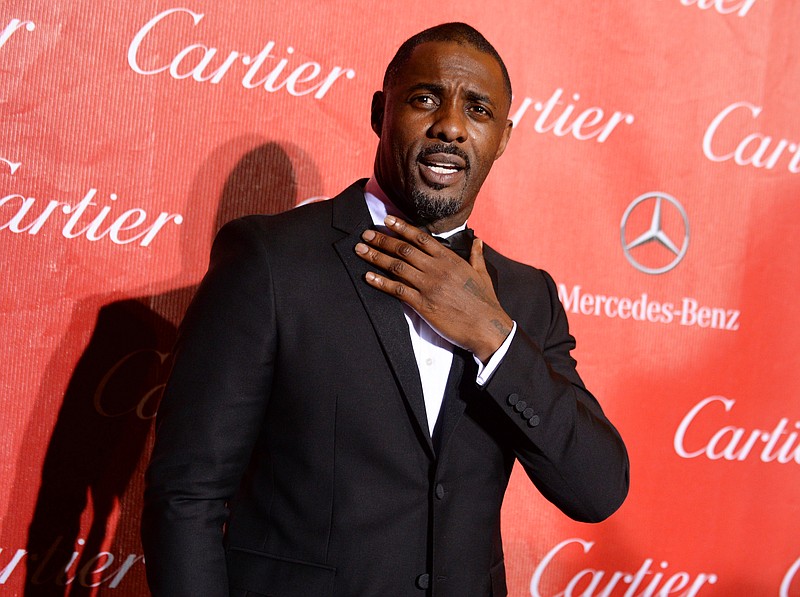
left=383, top=216, right=467, bottom=266
left=383, top=215, right=441, bottom=256
left=359, top=228, right=430, bottom=269
left=469, top=238, right=488, bottom=273
left=363, top=271, right=422, bottom=307
left=354, top=240, right=423, bottom=286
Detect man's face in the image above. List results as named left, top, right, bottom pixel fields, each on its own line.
left=372, top=41, right=513, bottom=231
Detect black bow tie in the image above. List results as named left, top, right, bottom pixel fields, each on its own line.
left=435, top=228, right=475, bottom=261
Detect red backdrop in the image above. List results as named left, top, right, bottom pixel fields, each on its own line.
left=2, top=1, right=799, bottom=595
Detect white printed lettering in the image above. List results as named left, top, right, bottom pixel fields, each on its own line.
left=510, top=89, right=634, bottom=143
left=530, top=537, right=718, bottom=597
left=557, top=284, right=736, bottom=330
left=678, top=0, right=758, bottom=16
left=128, top=8, right=355, bottom=100
left=0, top=18, right=35, bottom=52
left=781, top=557, right=800, bottom=597
left=1, top=182, right=183, bottom=248
left=675, top=396, right=800, bottom=464
left=703, top=101, right=800, bottom=173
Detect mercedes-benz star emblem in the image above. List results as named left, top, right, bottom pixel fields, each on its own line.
left=620, top=192, right=689, bottom=275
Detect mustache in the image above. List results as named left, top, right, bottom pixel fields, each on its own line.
left=417, top=144, right=470, bottom=171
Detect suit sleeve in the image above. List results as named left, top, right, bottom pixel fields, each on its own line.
left=483, top=269, right=629, bottom=522
left=142, top=218, right=277, bottom=596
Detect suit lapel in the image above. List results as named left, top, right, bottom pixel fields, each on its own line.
left=331, top=183, right=434, bottom=457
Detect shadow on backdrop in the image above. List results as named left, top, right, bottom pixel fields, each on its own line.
left=13, top=139, right=320, bottom=595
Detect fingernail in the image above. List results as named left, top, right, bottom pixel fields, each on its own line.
left=365, top=272, right=376, bottom=281
left=385, top=215, right=396, bottom=226
left=362, top=229, right=375, bottom=240
left=355, top=243, right=367, bottom=254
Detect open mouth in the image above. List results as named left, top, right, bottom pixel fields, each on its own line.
left=418, top=151, right=467, bottom=186
left=425, top=163, right=461, bottom=175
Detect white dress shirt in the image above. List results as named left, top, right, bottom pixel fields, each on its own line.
left=363, top=178, right=517, bottom=434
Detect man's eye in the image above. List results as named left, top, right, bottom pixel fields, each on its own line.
left=470, top=105, right=491, bottom=117
left=412, top=95, right=436, bottom=106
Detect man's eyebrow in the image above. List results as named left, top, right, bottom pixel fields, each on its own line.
left=464, top=90, right=496, bottom=108
left=406, top=82, right=446, bottom=95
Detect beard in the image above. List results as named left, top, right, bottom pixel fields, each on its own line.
left=409, top=187, right=464, bottom=222
left=409, top=143, right=471, bottom=222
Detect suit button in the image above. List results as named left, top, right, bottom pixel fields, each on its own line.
left=416, top=573, right=430, bottom=589
left=528, top=414, right=541, bottom=427
left=514, top=400, right=527, bottom=413
left=523, top=407, right=535, bottom=419
left=435, top=484, right=445, bottom=499
left=507, top=393, right=519, bottom=406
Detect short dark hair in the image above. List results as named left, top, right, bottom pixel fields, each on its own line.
left=383, top=22, right=512, bottom=102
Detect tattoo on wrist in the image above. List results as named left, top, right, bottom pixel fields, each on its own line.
left=491, top=319, right=510, bottom=337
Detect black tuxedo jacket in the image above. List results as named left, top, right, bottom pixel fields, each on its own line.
left=142, top=181, right=629, bottom=597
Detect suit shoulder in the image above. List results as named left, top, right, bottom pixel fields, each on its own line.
left=219, top=179, right=366, bottom=243
left=235, top=198, right=334, bottom=237
left=483, top=245, right=570, bottom=346
left=483, top=244, right=557, bottom=290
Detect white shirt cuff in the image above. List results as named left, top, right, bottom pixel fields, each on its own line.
left=474, top=321, right=517, bottom=386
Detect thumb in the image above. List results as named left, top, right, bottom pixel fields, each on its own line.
left=469, top=238, right=488, bottom=273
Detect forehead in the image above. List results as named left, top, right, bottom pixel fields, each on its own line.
left=391, top=41, right=507, bottom=103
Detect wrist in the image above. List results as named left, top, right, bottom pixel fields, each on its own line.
left=472, top=312, right=514, bottom=363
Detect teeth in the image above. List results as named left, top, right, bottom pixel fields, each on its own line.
left=428, top=165, right=458, bottom=174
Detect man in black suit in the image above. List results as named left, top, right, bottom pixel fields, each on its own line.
left=142, top=22, right=629, bottom=597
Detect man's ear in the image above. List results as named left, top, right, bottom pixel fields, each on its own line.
left=371, top=91, right=385, bottom=137
left=493, top=119, right=513, bottom=161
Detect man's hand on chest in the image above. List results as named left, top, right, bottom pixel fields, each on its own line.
left=354, top=214, right=513, bottom=364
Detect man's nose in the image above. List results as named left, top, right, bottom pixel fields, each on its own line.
left=428, top=102, right=467, bottom=143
